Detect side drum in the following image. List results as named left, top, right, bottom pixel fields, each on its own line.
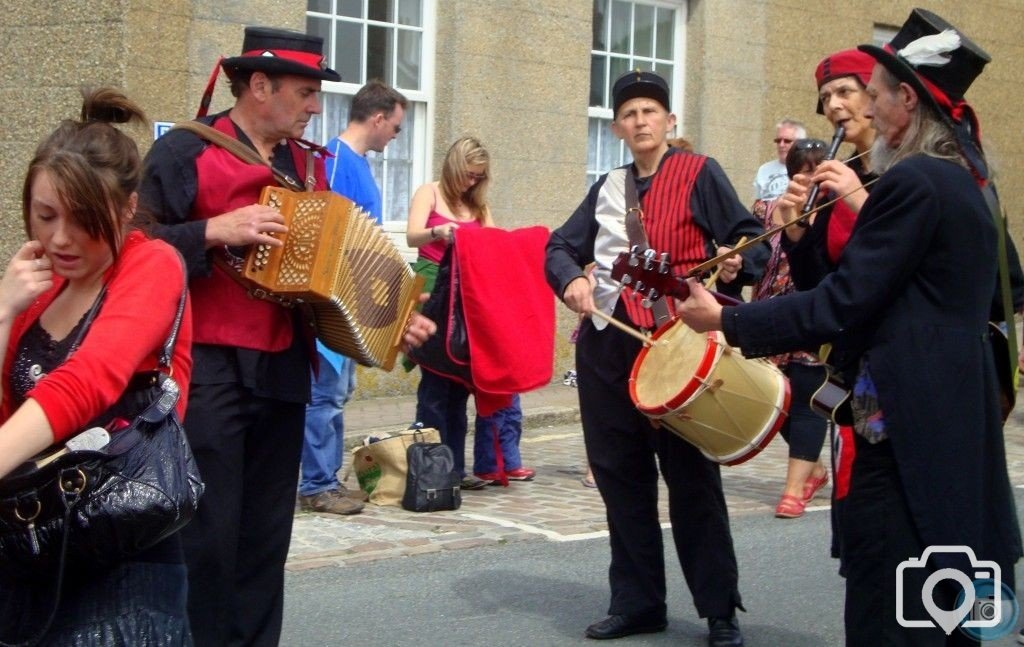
left=629, top=320, right=790, bottom=465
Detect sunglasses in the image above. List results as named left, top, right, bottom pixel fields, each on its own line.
left=773, top=138, right=794, bottom=144
left=466, top=171, right=487, bottom=181
left=793, top=139, right=827, bottom=150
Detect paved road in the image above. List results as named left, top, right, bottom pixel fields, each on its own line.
left=281, top=400, right=1024, bottom=645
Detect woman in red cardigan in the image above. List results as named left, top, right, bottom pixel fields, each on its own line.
left=0, top=88, right=193, bottom=644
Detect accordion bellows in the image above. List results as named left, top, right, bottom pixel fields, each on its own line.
left=244, top=187, right=424, bottom=370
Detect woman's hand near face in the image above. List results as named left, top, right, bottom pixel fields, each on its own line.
left=775, top=175, right=813, bottom=241
left=811, top=160, right=867, bottom=214
left=0, top=241, right=52, bottom=323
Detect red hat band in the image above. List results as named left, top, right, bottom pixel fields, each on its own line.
left=241, top=48, right=326, bottom=72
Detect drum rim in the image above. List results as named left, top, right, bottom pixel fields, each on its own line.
left=629, top=322, right=721, bottom=415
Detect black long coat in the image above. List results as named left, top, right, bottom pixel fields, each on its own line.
left=722, top=154, right=1022, bottom=575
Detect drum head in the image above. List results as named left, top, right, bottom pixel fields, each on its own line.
left=629, top=320, right=721, bottom=414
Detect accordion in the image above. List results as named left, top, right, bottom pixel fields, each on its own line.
left=243, top=187, right=425, bottom=370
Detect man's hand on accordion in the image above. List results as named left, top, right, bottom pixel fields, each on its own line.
left=205, top=204, right=288, bottom=249
left=401, top=295, right=437, bottom=352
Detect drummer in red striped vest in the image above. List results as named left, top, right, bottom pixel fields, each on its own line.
left=545, top=70, right=769, bottom=645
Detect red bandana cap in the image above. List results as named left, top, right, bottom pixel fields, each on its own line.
left=814, top=49, right=875, bottom=114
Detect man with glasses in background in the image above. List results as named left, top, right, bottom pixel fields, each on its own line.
left=752, top=118, right=806, bottom=201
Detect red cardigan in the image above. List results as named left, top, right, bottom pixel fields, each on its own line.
left=1, top=231, right=193, bottom=443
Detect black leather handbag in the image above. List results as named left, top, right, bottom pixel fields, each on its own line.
left=406, top=243, right=472, bottom=386
left=0, top=279, right=203, bottom=582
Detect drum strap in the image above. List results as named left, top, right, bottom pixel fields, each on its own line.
left=623, top=169, right=673, bottom=327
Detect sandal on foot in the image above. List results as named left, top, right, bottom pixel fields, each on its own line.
left=801, top=471, right=829, bottom=502
left=581, top=475, right=597, bottom=488
left=775, top=494, right=806, bottom=518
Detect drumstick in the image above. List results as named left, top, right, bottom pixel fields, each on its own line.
left=590, top=309, right=653, bottom=346
left=704, top=236, right=748, bottom=289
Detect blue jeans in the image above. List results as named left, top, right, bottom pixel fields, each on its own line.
left=300, top=352, right=357, bottom=496
left=473, top=394, right=523, bottom=474
left=415, top=369, right=470, bottom=476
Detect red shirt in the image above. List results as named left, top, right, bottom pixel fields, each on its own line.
left=2, top=231, right=193, bottom=443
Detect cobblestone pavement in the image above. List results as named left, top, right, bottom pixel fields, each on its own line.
left=287, top=382, right=1024, bottom=572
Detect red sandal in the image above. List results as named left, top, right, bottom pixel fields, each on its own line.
left=801, top=471, right=829, bottom=502
left=774, top=494, right=806, bottom=519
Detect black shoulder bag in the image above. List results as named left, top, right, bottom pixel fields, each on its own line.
left=0, top=272, right=203, bottom=645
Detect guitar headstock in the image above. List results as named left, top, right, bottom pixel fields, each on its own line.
left=610, top=246, right=691, bottom=305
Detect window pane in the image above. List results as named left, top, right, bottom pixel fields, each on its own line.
left=396, top=28, right=421, bottom=90
left=609, top=0, right=631, bottom=55
left=656, top=7, right=674, bottom=59
left=398, top=0, right=421, bottom=26
left=385, top=158, right=412, bottom=222
left=366, top=24, right=391, bottom=82
left=607, top=56, right=629, bottom=103
left=592, top=0, right=607, bottom=51
left=308, top=0, right=332, bottom=14
left=599, top=119, right=620, bottom=171
left=338, top=0, right=362, bottom=18
left=634, top=4, right=654, bottom=58
left=589, top=54, right=606, bottom=108
left=654, top=62, right=673, bottom=97
left=368, top=0, right=393, bottom=22
left=307, top=16, right=332, bottom=61
left=334, top=20, right=363, bottom=84
left=588, top=117, right=600, bottom=169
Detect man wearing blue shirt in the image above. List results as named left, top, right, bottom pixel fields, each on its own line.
left=299, top=80, right=408, bottom=514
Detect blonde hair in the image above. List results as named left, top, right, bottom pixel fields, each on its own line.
left=440, top=136, right=490, bottom=221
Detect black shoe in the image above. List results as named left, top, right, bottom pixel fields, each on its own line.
left=584, top=613, right=667, bottom=640
left=707, top=616, right=743, bottom=647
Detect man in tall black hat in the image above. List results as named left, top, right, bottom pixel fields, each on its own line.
left=546, top=69, right=768, bottom=645
left=138, top=26, right=432, bottom=646
left=679, top=8, right=1022, bottom=644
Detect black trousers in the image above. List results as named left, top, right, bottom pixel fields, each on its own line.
left=576, top=313, right=743, bottom=620
left=842, top=438, right=986, bottom=647
left=180, top=381, right=306, bottom=647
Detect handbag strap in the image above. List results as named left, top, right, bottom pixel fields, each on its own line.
left=157, top=256, right=190, bottom=371
left=983, top=185, right=1019, bottom=391
left=622, top=168, right=672, bottom=326
left=0, top=494, right=79, bottom=647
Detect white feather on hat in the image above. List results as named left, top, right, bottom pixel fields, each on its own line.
left=897, top=29, right=961, bottom=68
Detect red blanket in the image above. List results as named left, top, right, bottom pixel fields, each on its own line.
left=453, top=226, right=554, bottom=415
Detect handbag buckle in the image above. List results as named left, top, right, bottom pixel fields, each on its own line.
left=13, top=498, right=41, bottom=523
left=59, top=468, right=87, bottom=496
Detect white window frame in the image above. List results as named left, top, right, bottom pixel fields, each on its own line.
left=587, top=0, right=687, bottom=187
left=306, top=0, right=436, bottom=261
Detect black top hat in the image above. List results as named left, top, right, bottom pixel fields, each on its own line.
left=612, top=70, right=670, bottom=116
left=221, top=26, right=341, bottom=82
left=858, top=9, right=989, bottom=122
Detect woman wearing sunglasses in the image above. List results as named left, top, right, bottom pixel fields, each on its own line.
left=751, top=139, right=831, bottom=519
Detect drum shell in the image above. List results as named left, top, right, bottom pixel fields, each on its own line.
left=629, top=321, right=790, bottom=465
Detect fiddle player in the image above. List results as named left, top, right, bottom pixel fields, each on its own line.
left=678, top=9, right=1022, bottom=644
left=139, top=27, right=434, bottom=646
left=545, top=69, right=768, bottom=645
